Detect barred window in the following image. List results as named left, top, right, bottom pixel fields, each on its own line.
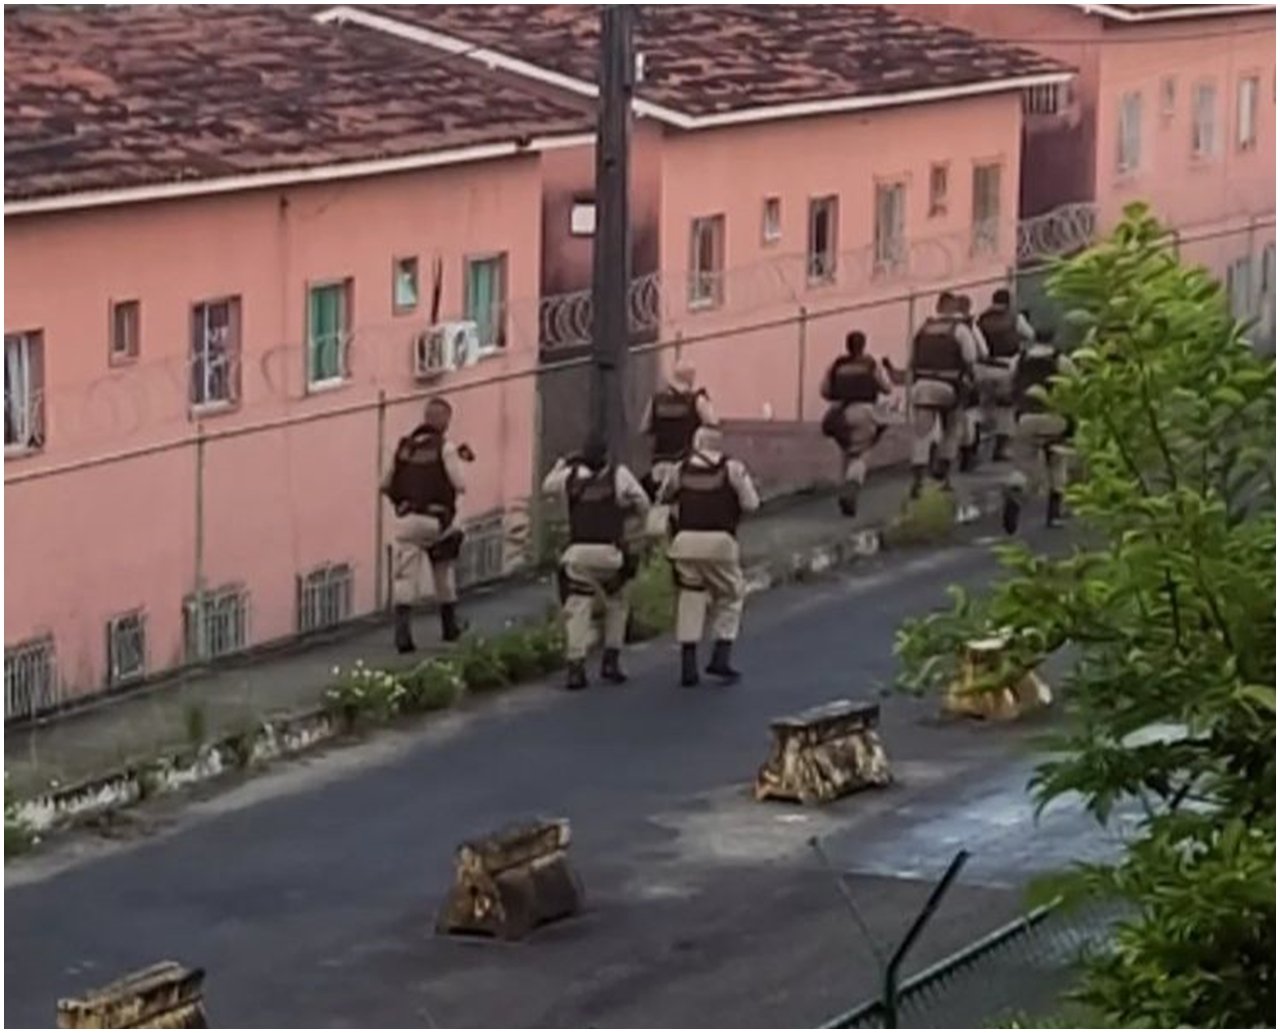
left=297, top=563, right=354, bottom=633
left=107, top=610, right=147, bottom=686
left=457, top=512, right=507, bottom=589
left=5, top=636, right=56, bottom=722
left=184, top=585, right=249, bottom=661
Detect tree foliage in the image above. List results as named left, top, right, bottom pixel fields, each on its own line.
left=895, top=205, right=1275, bottom=1027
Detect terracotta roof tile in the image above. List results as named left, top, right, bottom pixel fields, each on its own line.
left=4, top=5, right=592, bottom=203
left=370, top=4, right=1071, bottom=119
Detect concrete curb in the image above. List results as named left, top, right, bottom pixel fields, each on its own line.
left=11, top=485, right=1007, bottom=837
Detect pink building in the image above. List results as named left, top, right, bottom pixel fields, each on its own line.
left=3, top=6, right=591, bottom=716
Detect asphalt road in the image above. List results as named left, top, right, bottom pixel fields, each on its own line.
left=5, top=527, right=1123, bottom=1028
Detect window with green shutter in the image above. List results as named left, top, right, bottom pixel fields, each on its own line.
left=308, top=281, right=350, bottom=385
left=464, top=256, right=506, bottom=349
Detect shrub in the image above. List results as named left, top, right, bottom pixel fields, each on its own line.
left=324, top=660, right=407, bottom=729
left=453, top=635, right=510, bottom=692
left=627, top=551, right=676, bottom=641
left=4, top=777, right=33, bottom=858
left=401, top=659, right=464, bottom=712
left=527, top=619, right=567, bottom=674
left=882, top=484, right=956, bottom=548
left=492, top=626, right=544, bottom=683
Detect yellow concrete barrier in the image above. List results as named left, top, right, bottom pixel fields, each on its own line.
left=944, top=635, right=1052, bottom=721
left=57, top=962, right=207, bottom=1029
left=755, top=700, right=892, bottom=805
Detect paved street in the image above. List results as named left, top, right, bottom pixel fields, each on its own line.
left=5, top=525, right=1120, bottom=1028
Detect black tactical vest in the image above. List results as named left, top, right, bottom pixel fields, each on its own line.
left=1013, top=349, right=1060, bottom=414
left=911, top=317, right=964, bottom=380
left=676, top=456, right=742, bottom=534
left=978, top=308, right=1020, bottom=359
left=650, top=388, right=704, bottom=462
left=567, top=464, right=624, bottom=546
left=829, top=355, right=880, bottom=403
left=386, top=427, right=456, bottom=523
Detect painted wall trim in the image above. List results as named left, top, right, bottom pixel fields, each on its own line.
left=5, top=133, right=594, bottom=217
left=1076, top=3, right=1272, bottom=21
left=318, top=5, right=1074, bottom=132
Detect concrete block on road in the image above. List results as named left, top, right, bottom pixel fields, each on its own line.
left=436, top=817, right=584, bottom=941
left=755, top=700, right=892, bottom=805
left=56, top=961, right=207, bottom=1029
left=944, top=635, right=1053, bottom=721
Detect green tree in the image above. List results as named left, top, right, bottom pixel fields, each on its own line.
left=895, top=205, right=1275, bottom=1027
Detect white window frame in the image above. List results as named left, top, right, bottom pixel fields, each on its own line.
left=110, top=299, right=141, bottom=364
left=4, top=330, right=44, bottom=454
left=762, top=196, right=782, bottom=245
left=463, top=253, right=509, bottom=350
left=808, top=196, right=839, bottom=284
left=392, top=256, right=420, bottom=314
left=1022, top=83, right=1063, bottom=116
left=1192, top=81, right=1218, bottom=158
left=296, top=562, right=354, bottom=633
left=928, top=163, right=948, bottom=218
left=872, top=184, right=906, bottom=275
left=4, top=635, right=57, bottom=722
left=688, top=214, right=725, bottom=309
left=970, top=163, right=1002, bottom=257
left=1226, top=255, right=1254, bottom=320
left=1117, top=90, right=1143, bottom=173
left=306, top=279, right=353, bottom=390
left=190, top=298, right=241, bottom=411
left=1236, top=75, right=1259, bottom=151
left=1160, top=76, right=1177, bottom=120
left=184, top=584, right=250, bottom=662
left=106, top=610, right=147, bottom=686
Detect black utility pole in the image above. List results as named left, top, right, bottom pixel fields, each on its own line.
left=589, top=4, right=635, bottom=461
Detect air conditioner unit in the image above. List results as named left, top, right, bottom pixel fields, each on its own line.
left=413, top=321, right=481, bottom=380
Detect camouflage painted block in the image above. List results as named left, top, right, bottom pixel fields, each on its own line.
left=943, top=635, right=1053, bottom=721
left=436, top=818, right=584, bottom=941
left=57, top=962, right=207, bottom=1029
left=755, top=700, right=892, bottom=805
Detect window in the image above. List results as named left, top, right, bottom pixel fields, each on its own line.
left=1161, top=76, right=1177, bottom=119
left=1259, top=243, right=1276, bottom=349
left=184, top=585, right=249, bottom=662
left=928, top=164, right=949, bottom=218
left=872, top=184, right=905, bottom=274
left=971, top=163, right=1002, bottom=255
left=106, top=611, right=147, bottom=686
left=456, top=511, right=507, bottom=589
left=1117, top=91, right=1143, bottom=173
left=307, top=280, right=352, bottom=386
left=1226, top=256, right=1253, bottom=319
left=570, top=198, right=596, bottom=236
left=4, top=636, right=56, bottom=722
left=110, top=300, right=140, bottom=363
left=297, top=563, right=354, bottom=633
left=464, top=255, right=507, bottom=349
left=762, top=196, right=782, bottom=244
left=1022, top=83, right=1063, bottom=116
left=688, top=215, right=725, bottom=308
left=393, top=257, right=419, bottom=313
left=808, top=195, right=839, bottom=283
left=190, top=298, right=241, bottom=408
left=1237, top=75, right=1259, bottom=151
left=1192, top=82, right=1217, bottom=157
left=4, top=331, right=44, bottom=452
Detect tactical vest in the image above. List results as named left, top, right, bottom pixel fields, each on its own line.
left=1013, top=349, right=1060, bottom=414
left=386, top=427, right=456, bottom=523
left=650, top=388, right=704, bottom=462
left=978, top=308, right=1020, bottom=360
left=829, top=355, right=880, bottom=404
left=676, top=456, right=742, bottom=534
left=566, top=464, right=624, bottom=546
left=911, top=317, right=964, bottom=381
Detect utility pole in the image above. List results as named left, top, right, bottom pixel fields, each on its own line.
left=589, top=4, right=635, bottom=461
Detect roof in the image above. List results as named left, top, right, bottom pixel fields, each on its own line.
left=3, top=5, right=593, bottom=210
left=339, top=4, right=1072, bottom=129
left=1074, top=3, right=1275, bottom=21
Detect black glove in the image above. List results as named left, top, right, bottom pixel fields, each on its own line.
left=458, top=443, right=476, bottom=463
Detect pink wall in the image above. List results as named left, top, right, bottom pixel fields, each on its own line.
left=654, top=93, right=1023, bottom=425
left=5, top=154, right=546, bottom=700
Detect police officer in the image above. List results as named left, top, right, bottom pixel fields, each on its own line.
left=381, top=397, right=470, bottom=652
left=542, top=435, right=650, bottom=691
left=954, top=294, right=988, bottom=472
left=977, top=289, right=1036, bottom=462
left=640, top=364, right=717, bottom=498
left=907, top=292, right=979, bottom=497
left=819, top=330, right=893, bottom=517
left=658, top=426, right=760, bottom=687
left=1002, top=327, right=1076, bottom=534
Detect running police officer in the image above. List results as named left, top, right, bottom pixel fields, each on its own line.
left=907, top=292, right=980, bottom=496
left=542, top=434, right=650, bottom=691
left=955, top=294, right=989, bottom=472
left=819, top=330, right=893, bottom=517
left=381, top=397, right=470, bottom=652
left=977, top=289, right=1036, bottom=462
left=658, top=426, right=760, bottom=687
left=1002, top=327, right=1076, bottom=534
left=640, top=364, right=717, bottom=498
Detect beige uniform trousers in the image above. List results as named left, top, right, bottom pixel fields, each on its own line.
left=838, top=403, right=882, bottom=488
left=1006, top=413, right=1070, bottom=497
left=909, top=379, right=960, bottom=466
left=561, top=542, right=629, bottom=662
left=644, top=460, right=680, bottom=540
left=392, top=513, right=459, bottom=607
left=668, top=530, right=745, bottom=643
left=976, top=361, right=1016, bottom=437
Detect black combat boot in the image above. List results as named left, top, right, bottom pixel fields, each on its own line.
left=565, top=660, right=588, bottom=691
left=837, top=485, right=859, bottom=517
left=680, top=644, right=700, bottom=688
left=394, top=605, right=416, bottom=654
left=909, top=465, right=926, bottom=500
left=706, top=640, right=741, bottom=683
left=440, top=603, right=466, bottom=643
left=935, top=458, right=954, bottom=492
left=600, top=648, right=627, bottom=684
left=1002, top=491, right=1022, bottom=535
left=992, top=434, right=1011, bottom=463
left=1046, top=491, right=1064, bottom=529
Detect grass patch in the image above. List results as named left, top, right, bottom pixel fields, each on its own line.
left=627, top=550, right=676, bottom=642
left=882, top=484, right=957, bottom=548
